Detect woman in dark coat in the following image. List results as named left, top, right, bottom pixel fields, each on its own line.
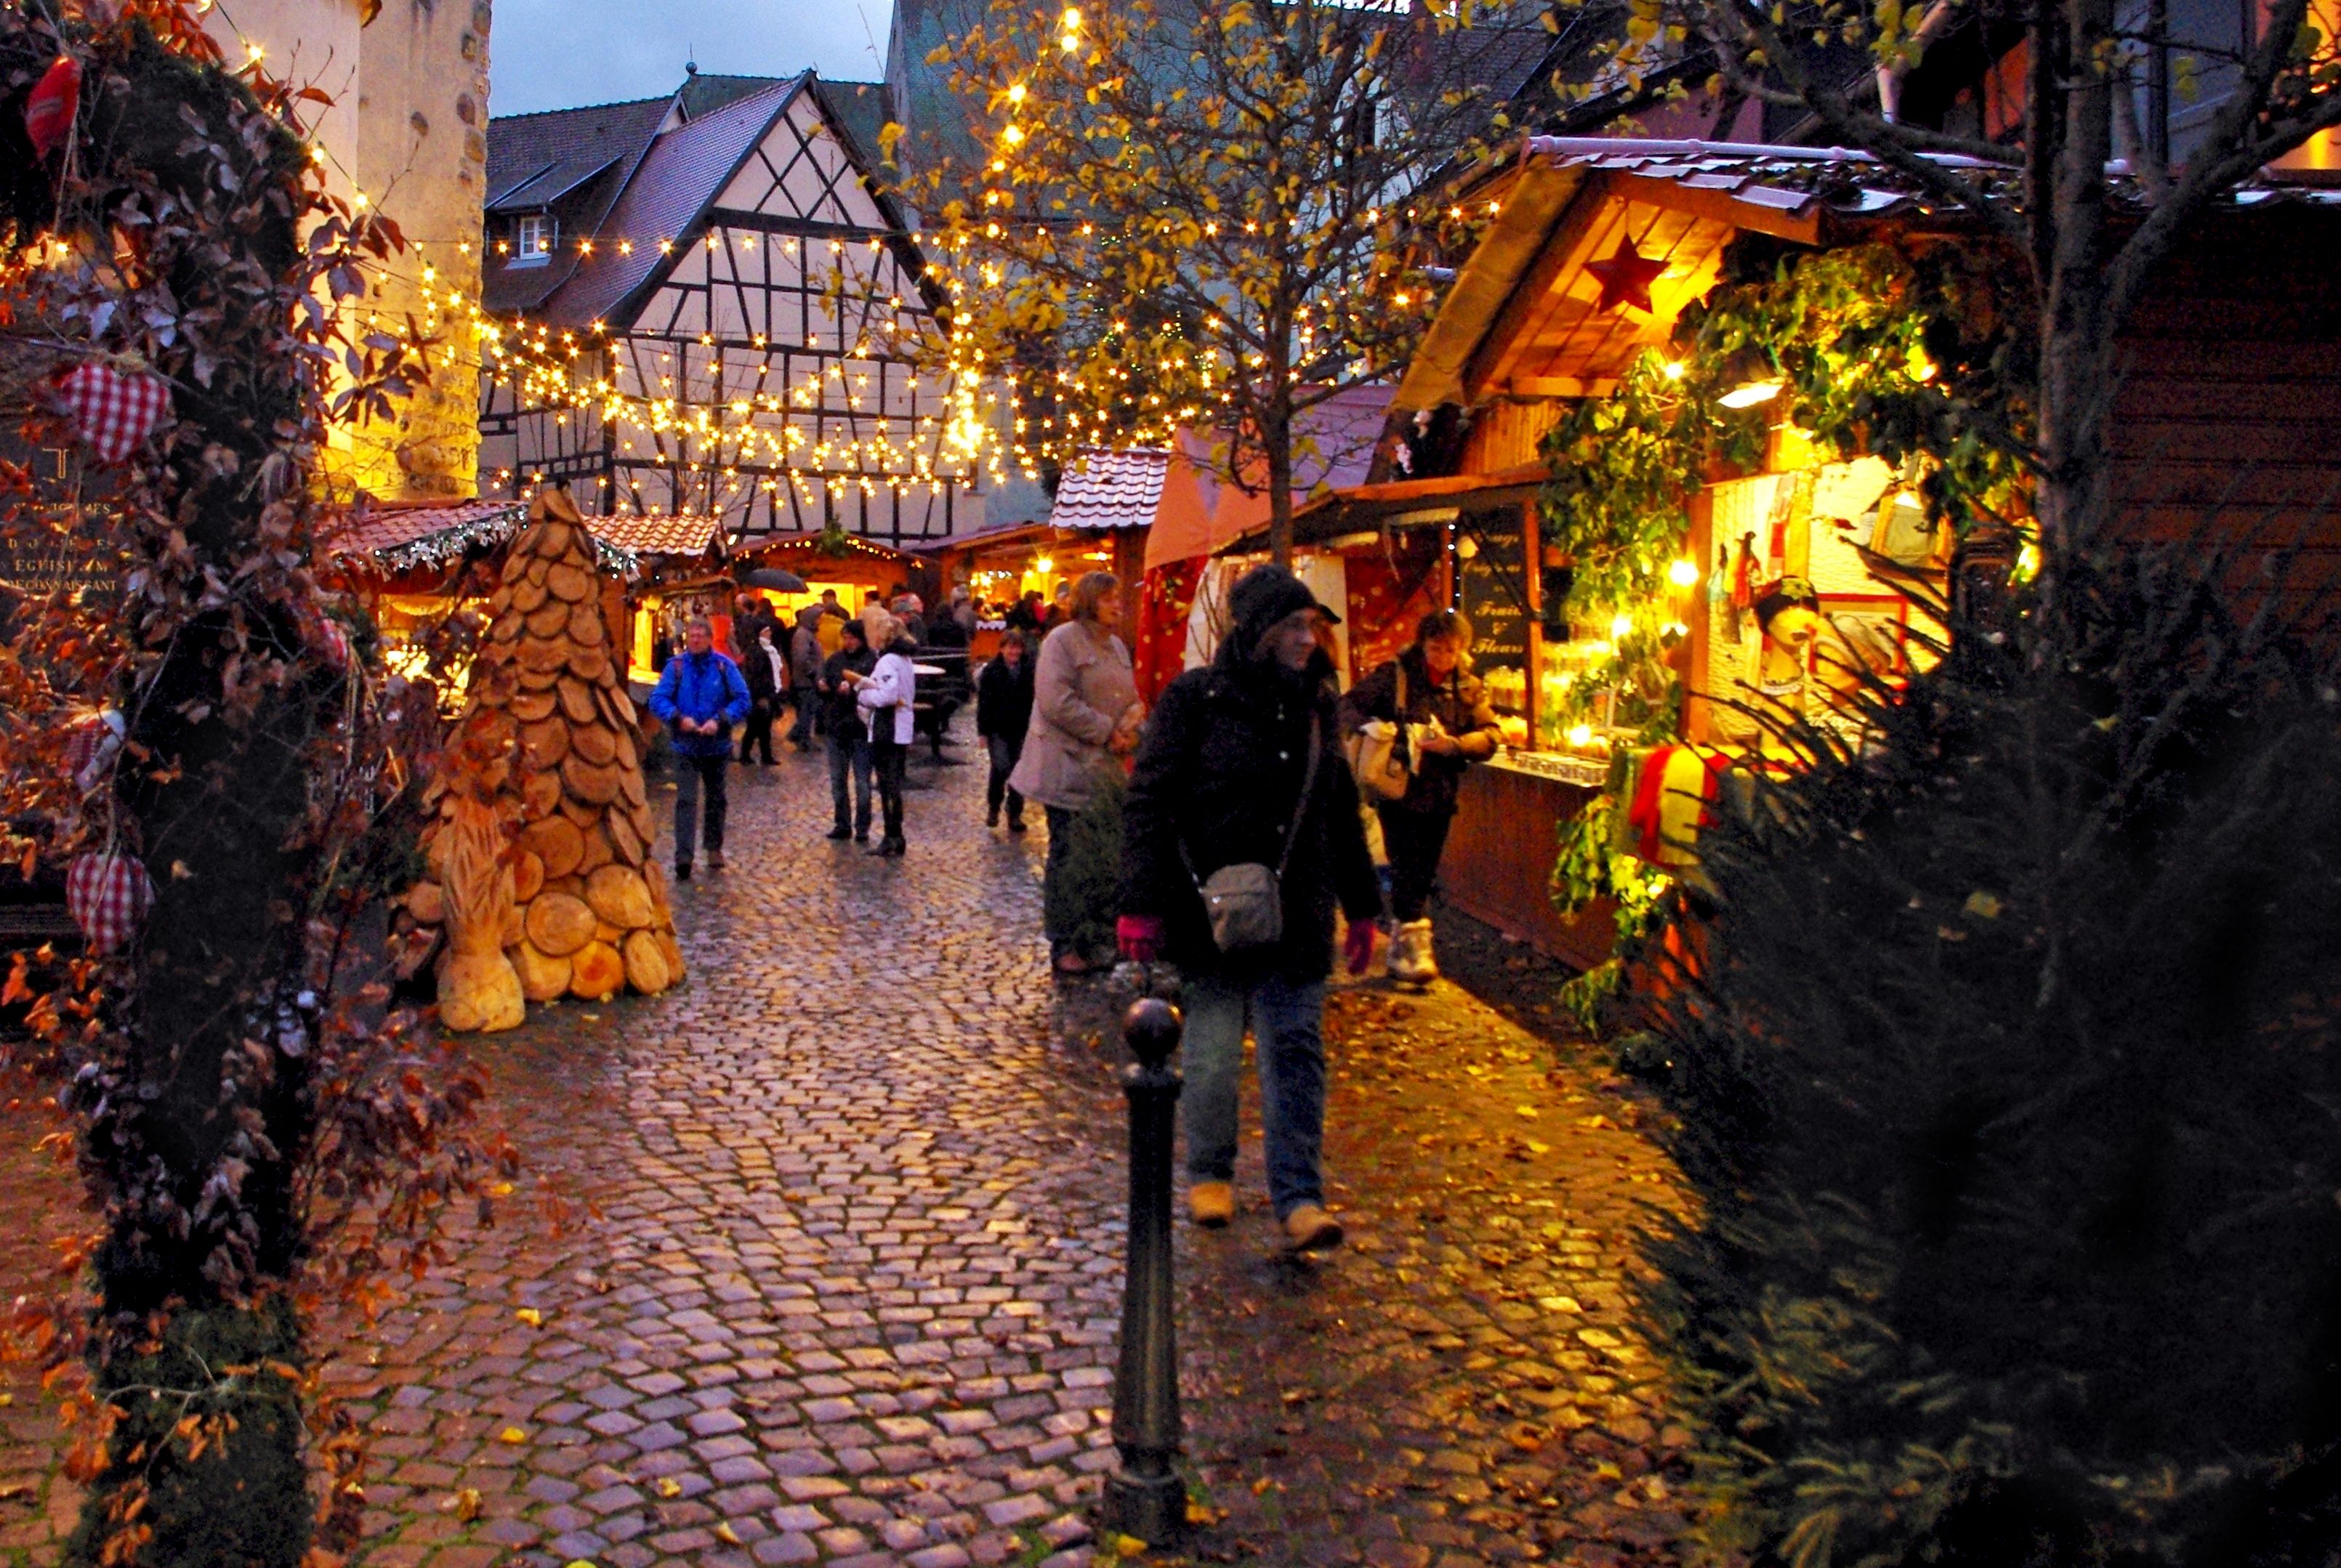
left=1339, top=610, right=1502, bottom=982
left=975, top=629, right=1036, bottom=831
left=1117, top=564, right=1381, bottom=1253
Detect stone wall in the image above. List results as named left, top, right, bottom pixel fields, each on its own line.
left=205, top=0, right=489, bottom=501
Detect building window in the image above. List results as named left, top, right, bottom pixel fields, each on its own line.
left=515, top=213, right=555, bottom=265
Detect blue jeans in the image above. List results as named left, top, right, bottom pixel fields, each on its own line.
left=1180, top=970, right=1328, bottom=1219
left=828, top=729, right=872, bottom=833
left=789, top=683, right=818, bottom=746
left=672, top=752, right=728, bottom=863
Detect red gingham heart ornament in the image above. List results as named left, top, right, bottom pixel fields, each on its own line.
left=57, top=362, right=170, bottom=464
left=23, top=55, right=79, bottom=161
left=66, top=852, right=155, bottom=955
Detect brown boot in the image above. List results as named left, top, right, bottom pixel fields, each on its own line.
left=1188, top=1181, right=1233, bottom=1228
left=1283, top=1203, right=1344, bottom=1253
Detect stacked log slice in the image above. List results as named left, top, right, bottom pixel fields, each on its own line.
left=403, top=490, right=683, bottom=1026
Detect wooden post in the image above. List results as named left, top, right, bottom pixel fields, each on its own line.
left=1683, top=488, right=1715, bottom=744
left=1113, top=527, right=1146, bottom=650
left=1522, top=499, right=1542, bottom=752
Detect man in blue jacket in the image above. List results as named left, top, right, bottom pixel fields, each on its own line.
left=648, top=616, right=750, bottom=879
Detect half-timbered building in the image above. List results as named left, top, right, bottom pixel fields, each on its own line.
left=478, top=69, right=1012, bottom=545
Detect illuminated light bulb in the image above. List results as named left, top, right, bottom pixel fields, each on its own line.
left=1662, top=359, right=1686, bottom=381
left=1002, top=124, right=1024, bottom=145
left=1719, top=379, right=1784, bottom=409
left=1567, top=724, right=1594, bottom=748
left=1667, top=558, right=1699, bottom=587
left=1611, top=614, right=1634, bottom=639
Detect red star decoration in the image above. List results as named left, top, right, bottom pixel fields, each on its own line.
left=1585, top=237, right=1669, bottom=315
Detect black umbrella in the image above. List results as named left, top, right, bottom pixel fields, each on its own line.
left=738, top=567, right=807, bottom=592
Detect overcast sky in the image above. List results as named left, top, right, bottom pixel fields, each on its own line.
left=488, top=0, right=893, bottom=116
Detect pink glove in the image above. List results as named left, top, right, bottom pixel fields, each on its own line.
left=1342, top=917, right=1377, bottom=975
left=1117, top=915, right=1167, bottom=966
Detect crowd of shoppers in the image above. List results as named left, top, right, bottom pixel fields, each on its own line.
left=650, top=565, right=1506, bottom=1260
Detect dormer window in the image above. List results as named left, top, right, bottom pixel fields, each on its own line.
left=514, top=213, right=555, bottom=265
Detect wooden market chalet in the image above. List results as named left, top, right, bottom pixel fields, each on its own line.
left=477, top=68, right=993, bottom=546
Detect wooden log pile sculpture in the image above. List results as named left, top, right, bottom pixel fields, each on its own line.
left=396, top=491, right=684, bottom=1027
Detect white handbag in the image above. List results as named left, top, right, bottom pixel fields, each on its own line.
left=1344, top=667, right=1412, bottom=803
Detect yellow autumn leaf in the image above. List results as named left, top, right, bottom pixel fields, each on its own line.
left=714, top=1523, right=744, bottom=1545
left=516, top=1307, right=544, bottom=1327
left=497, top=1426, right=526, bottom=1444
left=656, top=1478, right=683, bottom=1499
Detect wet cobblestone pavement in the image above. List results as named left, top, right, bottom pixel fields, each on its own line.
left=1, top=737, right=1694, bottom=1568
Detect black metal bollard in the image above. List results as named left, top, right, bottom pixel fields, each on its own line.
left=1100, top=996, right=1188, bottom=1545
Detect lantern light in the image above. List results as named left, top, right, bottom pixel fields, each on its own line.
left=1719, top=379, right=1784, bottom=409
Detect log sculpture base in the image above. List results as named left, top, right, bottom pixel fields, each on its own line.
left=400, top=490, right=684, bottom=1029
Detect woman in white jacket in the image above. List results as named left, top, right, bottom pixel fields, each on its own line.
left=845, top=613, right=919, bottom=857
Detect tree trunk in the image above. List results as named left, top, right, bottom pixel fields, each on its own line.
left=1267, top=422, right=1296, bottom=568
left=2034, top=0, right=2122, bottom=571
left=1265, top=349, right=1297, bottom=567
left=57, top=37, right=330, bottom=1568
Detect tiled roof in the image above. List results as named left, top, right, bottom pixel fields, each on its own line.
left=677, top=73, right=790, bottom=119
left=532, top=78, right=803, bottom=330
left=587, top=514, right=722, bottom=556
left=814, top=78, right=894, bottom=167
left=1048, top=449, right=1172, bottom=531
left=485, top=95, right=672, bottom=211
left=482, top=94, right=674, bottom=313
left=321, top=499, right=525, bottom=558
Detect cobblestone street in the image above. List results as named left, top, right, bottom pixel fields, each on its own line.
left=2, top=740, right=1693, bottom=1568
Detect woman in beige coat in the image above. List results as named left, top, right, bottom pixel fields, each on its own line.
left=1010, top=570, right=1143, bottom=974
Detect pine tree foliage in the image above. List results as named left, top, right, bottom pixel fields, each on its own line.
left=1633, top=545, right=2341, bottom=1566
left=1045, top=769, right=1127, bottom=966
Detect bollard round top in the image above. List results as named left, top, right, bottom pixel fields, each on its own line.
left=1122, top=997, right=1182, bottom=1070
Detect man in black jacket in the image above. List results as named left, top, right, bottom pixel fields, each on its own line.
left=975, top=629, right=1036, bottom=831
left=817, top=620, right=878, bottom=840
left=1117, top=564, right=1380, bottom=1252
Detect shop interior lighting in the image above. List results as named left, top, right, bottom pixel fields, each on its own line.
left=1719, top=379, right=1785, bottom=409
left=1667, top=557, right=1699, bottom=586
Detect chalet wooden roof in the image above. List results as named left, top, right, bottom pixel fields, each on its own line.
left=1395, top=138, right=2018, bottom=416
left=1399, top=135, right=2341, bottom=416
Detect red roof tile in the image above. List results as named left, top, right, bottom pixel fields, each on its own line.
left=587, top=514, right=722, bottom=556
left=322, top=500, right=525, bottom=559
left=1047, top=449, right=1171, bottom=532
